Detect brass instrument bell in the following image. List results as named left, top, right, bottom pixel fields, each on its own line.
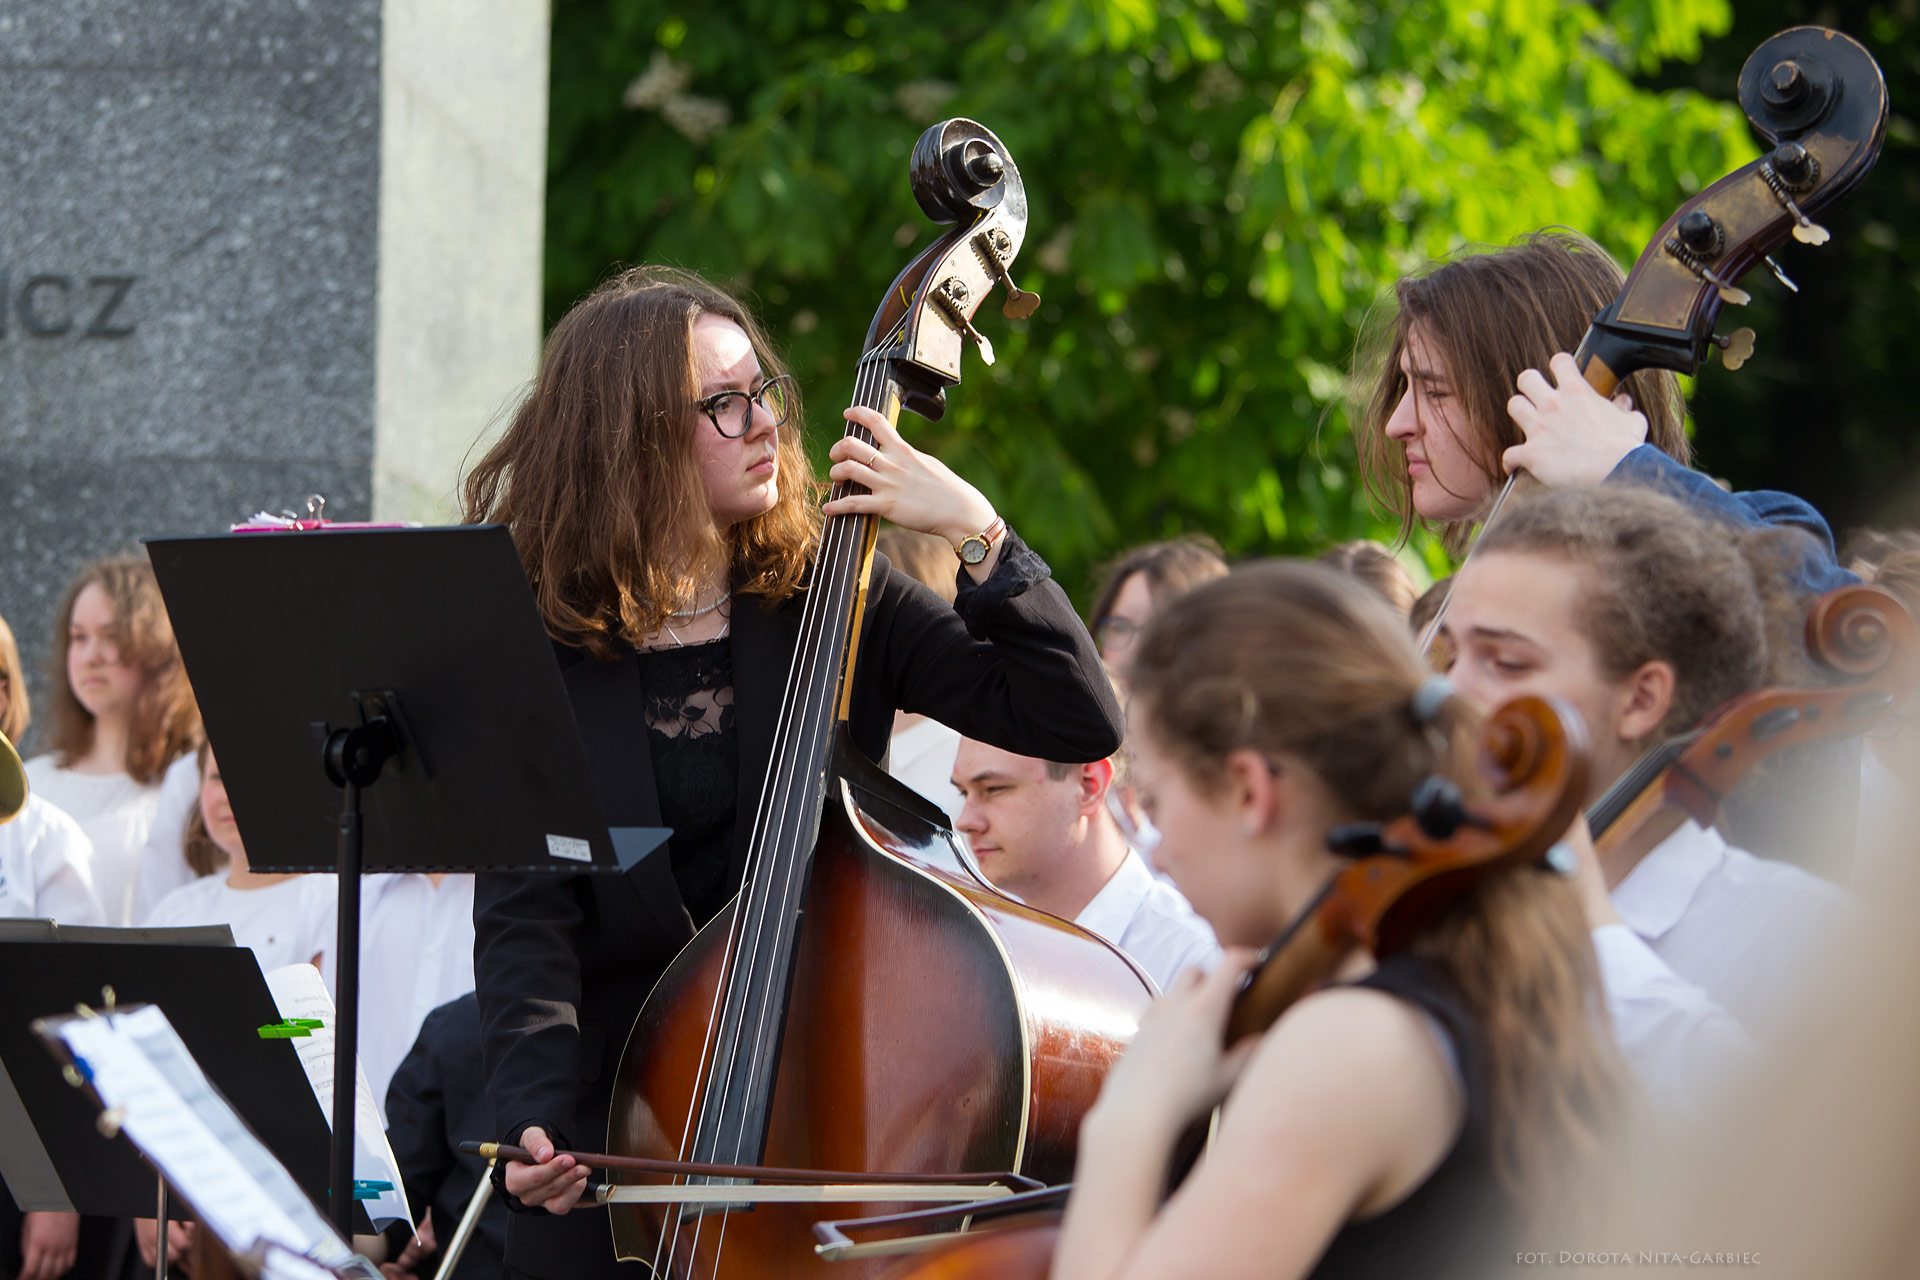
left=0, top=731, right=25, bottom=825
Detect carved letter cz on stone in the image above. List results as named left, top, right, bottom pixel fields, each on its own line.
left=0, top=272, right=138, bottom=338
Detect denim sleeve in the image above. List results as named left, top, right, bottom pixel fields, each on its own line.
left=1605, top=444, right=1859, bottom=595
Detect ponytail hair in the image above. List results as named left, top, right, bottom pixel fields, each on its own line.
left=1128, top=561, right=1623, bottom=1230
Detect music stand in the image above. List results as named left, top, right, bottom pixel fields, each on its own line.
left=0, top=923, right=370, bottom=1279
left=144, top=525, right=670, bottom=1235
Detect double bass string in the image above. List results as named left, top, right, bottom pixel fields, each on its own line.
left=706, top=344, right=897, bottom=1266
left=658, top=337, right=899, bottom=1272
left=656, top=349, right=877, bottom=1273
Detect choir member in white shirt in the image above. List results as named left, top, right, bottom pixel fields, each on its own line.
left=327, top=871, right=477, bottom=1117
left=145, top=742, right=335, bottom=973
left=18, top=560, right=198, bottom=925
left=1435, top=486, right=1850, bottom=1110
left=128, top=752, right=204, bottom=923
left=950, top=735, right=1220, bottom=990
left=876, top=525, right=966, bottom=828
left=0, top=622, right=103, bottom=926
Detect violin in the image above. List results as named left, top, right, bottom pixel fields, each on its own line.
left=813, top=693, right=1593, bottom=1272
left=1422, top=25, right=1889, bottom=657
left=1590, top=582, right=1920, bottom=869
left=592, top=120, right=1155, bottom=1279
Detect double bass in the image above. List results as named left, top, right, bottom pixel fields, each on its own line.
left=1421, top=24, right=1890, bottom=658
left=594, top=121, right=1155, bottom=1278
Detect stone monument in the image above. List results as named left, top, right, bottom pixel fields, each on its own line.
left=0, top=0, right=549, bottom=740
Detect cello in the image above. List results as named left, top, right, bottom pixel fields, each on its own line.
left=1420, top=24, right=1890, bottom=658
left=1589, top=581, right=1920, bottom=869
left=807, top=692, right=1593, bottom=1273
left=592, top=120, right=1155, bottom=1279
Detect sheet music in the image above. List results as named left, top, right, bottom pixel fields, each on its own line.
left=53, top=1007, right=354, bottom=1269
left=265, top=965, right=415, bottom=1233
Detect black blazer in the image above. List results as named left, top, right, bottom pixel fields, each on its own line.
left=383, top=994, right=506, bottom=1280
left=473, top=533, right=1121, bottom=1280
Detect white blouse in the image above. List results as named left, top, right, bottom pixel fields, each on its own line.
left=0, top=793, right=105, bottom=925
left=22, top=755, right=164, bottom=925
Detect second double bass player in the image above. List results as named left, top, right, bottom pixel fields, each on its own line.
left=463, top=266, right=1123, bottom=1280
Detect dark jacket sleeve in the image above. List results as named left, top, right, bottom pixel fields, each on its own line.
left=866, top=525, right=1124, bottom=764
left=385, top=1005, right=456, bottom=1217
left=1606, top=445, right=1859, bottom=594
left=472, top=869, right=584, bottom=1154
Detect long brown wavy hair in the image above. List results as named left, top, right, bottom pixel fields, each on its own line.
left=45, top=558, right=199, bottom=785
left=461, top=266, right=823, bottom=659
left=1353, top=229, right=1689, bottom=552
left=1128, top=561, right=1624, bottom=1230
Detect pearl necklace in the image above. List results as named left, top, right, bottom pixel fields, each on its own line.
left=669, top=592, right=730, bottom=619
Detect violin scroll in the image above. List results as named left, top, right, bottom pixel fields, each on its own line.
left=1228, top=695, right=1591, bottom=1043
left=1806, top=583, right=1920, bottom=688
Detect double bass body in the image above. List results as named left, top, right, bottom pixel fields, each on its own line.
left=609, top=742, right=1153, bottom=1279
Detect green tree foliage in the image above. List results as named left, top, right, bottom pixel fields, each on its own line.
left=547, top=0, right=1750, bottom=597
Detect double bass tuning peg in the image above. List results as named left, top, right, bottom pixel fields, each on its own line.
left=1712, top=327, right=1757, bottom=372
left=974, top=229, right=1042, bottom=320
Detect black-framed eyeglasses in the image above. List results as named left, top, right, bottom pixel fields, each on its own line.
left=695, top=374, right=794, bottom=439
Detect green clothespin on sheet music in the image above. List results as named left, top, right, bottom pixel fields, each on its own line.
left=256, top=1018, right=325, bottom=1039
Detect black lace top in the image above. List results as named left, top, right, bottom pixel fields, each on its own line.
left=636, top=638, right=738, bottom=927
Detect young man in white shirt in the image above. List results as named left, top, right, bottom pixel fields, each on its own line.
left=1437, top=486, right=1854, bottom=1113
left=950, top=736, right=1219, bottom=990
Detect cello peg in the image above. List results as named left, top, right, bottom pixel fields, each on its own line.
left=1711, top=328, right=1756, bottom=371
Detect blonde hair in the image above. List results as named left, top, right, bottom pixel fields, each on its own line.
left=1129, top=561, right=1623, bottom=1227
left=0, top=611, right=29, bottom=746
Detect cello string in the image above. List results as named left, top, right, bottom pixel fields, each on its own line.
left=671, top=342, right=891, bottom=1269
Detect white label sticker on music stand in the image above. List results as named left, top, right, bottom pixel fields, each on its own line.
left=546, top=835, right=591, bottom=863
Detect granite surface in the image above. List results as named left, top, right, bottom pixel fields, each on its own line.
left=0, top=0, right=545, bottom=745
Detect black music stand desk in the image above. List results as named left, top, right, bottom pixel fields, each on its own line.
left=0, top=923, right=368, bottom=1233
left=144, top=524, right=670, bottom=1234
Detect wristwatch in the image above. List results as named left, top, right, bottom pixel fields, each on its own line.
left=955, top=516, right=1006, bottom=566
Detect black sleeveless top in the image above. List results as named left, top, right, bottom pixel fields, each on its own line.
left=1306, top=952, right=1516, bottom=1280
left=635, top=638, right=738, bottom=927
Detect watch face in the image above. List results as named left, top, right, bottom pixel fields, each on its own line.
left=959, top=535, right=989, bottom=565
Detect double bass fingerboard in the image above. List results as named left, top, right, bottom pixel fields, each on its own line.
left=671, top=332, right=909, bottom=1215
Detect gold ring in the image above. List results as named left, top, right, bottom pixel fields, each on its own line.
left=868, top=446, right=881, bottom=468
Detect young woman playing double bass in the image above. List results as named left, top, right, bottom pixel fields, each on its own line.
left=1050, top=562, right=1624, bottom=1280
left=462, top=267, right=1122, bottom=1280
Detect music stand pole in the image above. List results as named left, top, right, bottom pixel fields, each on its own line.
left=155, top=1175, right=168, bottom=1280
left=324, top=716, right=399, bottom=1237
